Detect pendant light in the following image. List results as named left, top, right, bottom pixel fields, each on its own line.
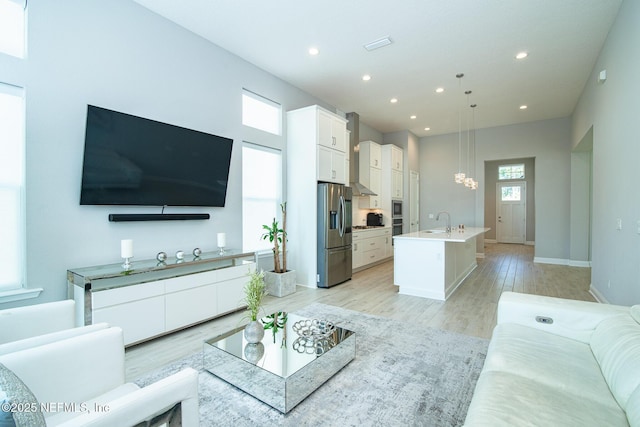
left=464, top=91, right=474, bottom=188
left=470, top=103, right=479, bottom=190
left=454, top=73, right=466, bottom=184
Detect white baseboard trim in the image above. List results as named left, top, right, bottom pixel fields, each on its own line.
left=533, top=257, right=569, bottom=265
left=533, top=257, right=591, bottom=268
left=484, top=239, right=497, bottom=244
left=568, top=260, right=591, bottom=267
left=476, top=252, right=485, bottom=259
left=589, top=285, right=609, bottom=304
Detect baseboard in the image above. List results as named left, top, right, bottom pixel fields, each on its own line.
left=533, top=257, right=569, bottom=265
left=568, top=260, right=591, bottom=267
left=589, top=285, right=609, bottom=304
left=533, top=257, right=591, bottom=268
left=484, top=239, right=497, bottom=244
left=476, top=252, right=485, bottom=259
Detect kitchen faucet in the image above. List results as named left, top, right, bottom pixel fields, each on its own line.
left=436, top=211, right=451, bottom=233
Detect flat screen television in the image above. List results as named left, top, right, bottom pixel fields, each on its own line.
left=80, top=105, right=233, bottom=207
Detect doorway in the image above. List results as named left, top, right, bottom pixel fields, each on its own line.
left=496, top=182, right=526, bottom=244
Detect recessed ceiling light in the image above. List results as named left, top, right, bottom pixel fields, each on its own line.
left=390, top=98, right=398, bottom=104
left=424, top=127, right=431, bottom=131
left=362, top=74, right=371, bottom=81
left=515, top=51, right=528, bottom=60
left=519, top=105, right=528, bottom=110
left=435, top=87, right=445, bottom=93
left=308, top=47, right=319, bottom=56
left=410, top=115, right=416, bottom=119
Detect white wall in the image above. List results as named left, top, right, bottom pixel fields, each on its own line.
left=571, top=0, right=640, bottom=305
left=3, top=0, right=329, bottom=306
left=420, top=117, right=572, bottom=260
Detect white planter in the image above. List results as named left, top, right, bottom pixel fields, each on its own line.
left=264, top=270, right=296, bottom=297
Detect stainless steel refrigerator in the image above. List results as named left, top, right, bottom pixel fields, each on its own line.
left=317, top=183, right=352, bottom=288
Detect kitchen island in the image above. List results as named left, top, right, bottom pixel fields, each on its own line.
left=393, top=227, right=489, bottom=301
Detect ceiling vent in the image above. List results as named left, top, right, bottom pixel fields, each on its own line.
left=364, top=36, right=392, bottom=51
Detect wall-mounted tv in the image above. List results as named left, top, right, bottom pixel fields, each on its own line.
left=80, top=105, right=233, bottom=207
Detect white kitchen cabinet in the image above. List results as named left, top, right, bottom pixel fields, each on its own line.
left=359, top=141, right=382, bottom=209
left=390, top=145, right=403, bottom=172
left=383, top=228, right=393, bottom=258
left=318, top=110, right=347, bottom=152
left=360, top=141, right=381, bottom=169
left=352, top=227, right=392, bottom=271
left=352, top=232, right=365, bottom=269
left=288, top=105, right=348, bottom=186
left=392, top=169, right=403, bottom=199
left=382, top=144, right=404, bottom=201
left=317, top=146, right=346, bottom=184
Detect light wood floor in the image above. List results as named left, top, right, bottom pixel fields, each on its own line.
left=125, top=243, right=594, bottom=380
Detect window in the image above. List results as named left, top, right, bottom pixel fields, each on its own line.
left=501, top=186, right=521, bottom=201
left=0, top=0, right=26, bottom=58
left=498, top=164, right=525, bottom=180
left=242, top=143, right=282, bottom=251
left=242, top=89, right=281, bottom=135
left=0, top=83, right=25, bottom=291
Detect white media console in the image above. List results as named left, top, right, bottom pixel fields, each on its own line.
left=67, top=250, right=256, bottom=346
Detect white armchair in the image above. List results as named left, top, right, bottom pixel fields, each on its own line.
left=0, top=327, right=199, bottom=426
left=0, top=300, right=76, bottom=343
left=0, top=300, right=111, bottom=356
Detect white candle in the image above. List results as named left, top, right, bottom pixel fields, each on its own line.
left=121, top=239, right=133, bottom=259
left=217, top=232, right=226, bottom=248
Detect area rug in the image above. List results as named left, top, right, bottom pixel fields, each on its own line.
left=135, top=303, right=488, bottom=426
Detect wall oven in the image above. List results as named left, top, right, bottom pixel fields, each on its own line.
left=392, top=200, right=403, bottom=240
left=392, top=200, right=403, bottom=218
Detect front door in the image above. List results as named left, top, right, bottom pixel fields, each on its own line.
left=496, top=182, right=526, bottom=244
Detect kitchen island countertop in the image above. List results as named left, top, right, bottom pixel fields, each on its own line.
left=393, top=227, right=489, bottom=243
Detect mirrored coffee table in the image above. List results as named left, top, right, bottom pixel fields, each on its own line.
left=203, top=312, right=356, bottom=413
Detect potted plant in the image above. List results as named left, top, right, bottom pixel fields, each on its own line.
left=243, top=269, right=266, bottom=343
left=261, top=202, right=296, bottom=297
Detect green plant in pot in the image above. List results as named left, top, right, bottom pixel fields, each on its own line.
left=243, top=269, right=266, bottom=344
left=261, top=202, right=296, bottom=297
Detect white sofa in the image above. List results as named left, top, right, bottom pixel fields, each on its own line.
left=464, top=291, right=640, bottom=426
left=0, top=327, right=199, bottom=426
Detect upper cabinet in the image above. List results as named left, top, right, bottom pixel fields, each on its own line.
left=362, top=141, right=381, bottom=169
left=390, top=145, right=403, bottom=172
left=287, top=105, right=348, bottom=186
left=382, top=145, right=404, bottom=199
left=359, top=141, right=382, bottom=209
left=318, top=110, right=347, bottom=153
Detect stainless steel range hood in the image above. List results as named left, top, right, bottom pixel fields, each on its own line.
left=346, top=112, right=377, bottom=196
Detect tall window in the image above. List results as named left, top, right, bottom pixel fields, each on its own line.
left=0, top=83, right=25, bottom=291
left=242, top=143, right=282, bottom=251
left=242, top=89, right=281, bottom=135
left=0, top=0, right=26, bottom=58
left=498, top=164, right=525, bottom=180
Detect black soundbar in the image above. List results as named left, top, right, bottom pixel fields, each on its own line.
left=108, top=213, right=210, bottom=222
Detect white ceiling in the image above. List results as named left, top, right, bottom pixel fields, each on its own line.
left=133, top=0, right=622, bottom=137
